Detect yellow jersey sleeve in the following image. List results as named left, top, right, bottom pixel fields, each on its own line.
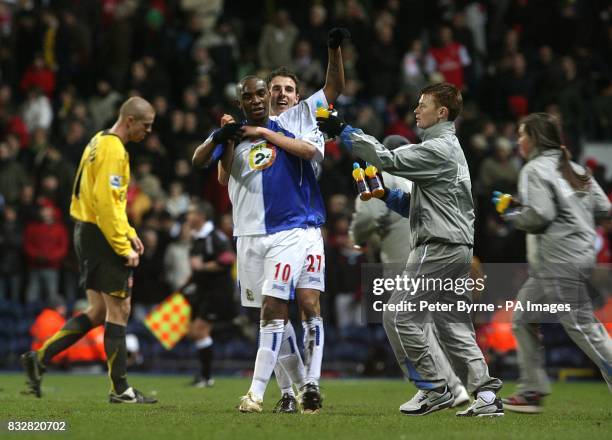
left=92, top=139, right=134, bottom=257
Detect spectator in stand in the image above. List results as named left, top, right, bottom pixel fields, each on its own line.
left=21, top=86, right=53, bottom=133
left=88, top=79, right=123, bottom=132
left=478, top=137, right=519, bottom=195
left=292, top=40, right=324, bottom=97
left=0, top=204, right=23, bottom=302
left=166, top=181, right=190, bottom=219
left=0, top=141, right=28, bottom=205
left=426, top=25, right=471, bottom=91
left=164, top=221, right=192, bottom=292
left=326, top=213, right=366, bottom=328
left=141, top=132, right=172, bottom=184
left=300, top=4, right=328, bottom=62
left=555, top=56, right=585, bottom=157
left=61, top=119, right=88, bottom=166
left=23, top=199, right=69, bottom=304
left=591, top=79, right=612, bottom=140
left=401, top=39, right=427, bottom=99
left=367, top=25, right=399, bottom=110
left=258, top=9, right=298, bottom=70
left=134, top=158, right=163, bottom=201
left=20, top=53, right=56, bottom=98
left=196, top=18, right=240, bottom=88
left=0, top=84, right=30, bottom=149
left=132, top=228, right=168, bottom=305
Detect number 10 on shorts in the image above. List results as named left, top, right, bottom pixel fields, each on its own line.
left=274, top=263, right=291, bottom=282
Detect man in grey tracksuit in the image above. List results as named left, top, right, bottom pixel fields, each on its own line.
left=500, top=119, right=612, bottom=412
left=349, top=135, right=470, bottom=408
left=318, top=83, right=503, bottom=416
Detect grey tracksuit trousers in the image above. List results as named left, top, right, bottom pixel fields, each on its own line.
left=513, top=276, right=612, bottom=394
left=382, top=242, right=502, bottom=394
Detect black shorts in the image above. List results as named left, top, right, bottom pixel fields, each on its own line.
left=74, top=221, right=132, bottom=299
left=188, top=289, right=236, bottom=323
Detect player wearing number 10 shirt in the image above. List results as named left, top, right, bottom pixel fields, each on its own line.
left=192, top=76, right=327, bottom=412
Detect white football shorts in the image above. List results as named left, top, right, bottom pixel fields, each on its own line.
left=237, top=227, right=325, bottom=308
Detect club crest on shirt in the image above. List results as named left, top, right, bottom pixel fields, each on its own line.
left=248, top=141, right=276, bottom=170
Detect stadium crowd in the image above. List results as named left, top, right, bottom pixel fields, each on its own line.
left=1, top=0, right=611, bottom=375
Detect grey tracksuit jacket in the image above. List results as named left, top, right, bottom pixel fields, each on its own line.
left=506, top=149, right=610, bottom=268
left=342, top=121, right=474, bottom=249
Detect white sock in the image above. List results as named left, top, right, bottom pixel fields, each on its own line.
left=195, top=336, right=213, bottom=349
left=275, top=365, right=295, bottom=396
left=249, top=319, right=284, bottom=401
left=477, top=390, right=496, bottom=403
left=302, top=317, right=324, bottom=386
left=275, top=321, right=306, bottom=396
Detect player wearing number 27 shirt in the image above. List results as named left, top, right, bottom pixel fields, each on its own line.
left=192, top=76, right=327, bottom=412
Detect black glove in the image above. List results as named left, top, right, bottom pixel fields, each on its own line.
left=317, top=113, right=347, bottom=138
left=212, top=122, right=244, bottom=145
left=327, top=27, right=351, bottom=49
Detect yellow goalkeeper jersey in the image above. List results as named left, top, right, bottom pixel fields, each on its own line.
left=70, top=130, right=136, bottom=257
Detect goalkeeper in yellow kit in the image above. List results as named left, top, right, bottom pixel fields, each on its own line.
left=21, top=97, right=157, bottom=404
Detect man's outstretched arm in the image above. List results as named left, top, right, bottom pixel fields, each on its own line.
left=322, top=28, right=350, bottom=103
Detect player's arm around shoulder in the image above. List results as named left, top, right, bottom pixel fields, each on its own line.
left=242, top=125, right=317, bottom=160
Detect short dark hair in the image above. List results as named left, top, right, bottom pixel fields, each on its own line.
left=266, top=67, right=300, bottom=94
left=236, top=75, right=261, bottom=96
left=420, top=82, right=463, bottom=121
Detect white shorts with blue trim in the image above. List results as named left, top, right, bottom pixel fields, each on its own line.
left=237, top=227, right=325, bottom=308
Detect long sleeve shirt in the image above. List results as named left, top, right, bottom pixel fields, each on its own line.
left=70, top=131, right=136, bottom=257
left=341, top=121, right=474, bottom=248
left=505, top=149, right=610, bottom=267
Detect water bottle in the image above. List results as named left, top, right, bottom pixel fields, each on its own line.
left=352, top=163, right=372, bottom=201
left=364, top=163, right=385, bottom=198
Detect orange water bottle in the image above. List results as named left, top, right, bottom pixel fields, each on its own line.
left=364, top=163, right=385, bottom=198
left=352, top=162, right=372, bottom=201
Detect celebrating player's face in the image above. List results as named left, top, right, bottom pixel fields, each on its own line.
left=239, top=78, right=270, bottom=124
left=414, top=94, right=444, bottom=129
left=269, top=76, right=299, bottom=115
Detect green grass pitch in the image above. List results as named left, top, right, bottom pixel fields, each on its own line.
left=0, top=373, right=610, bottom=440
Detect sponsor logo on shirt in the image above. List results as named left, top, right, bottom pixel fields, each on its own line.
left=248, top=141, right=276, bottom=170
left=110, top=175, right=123, bottom=189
